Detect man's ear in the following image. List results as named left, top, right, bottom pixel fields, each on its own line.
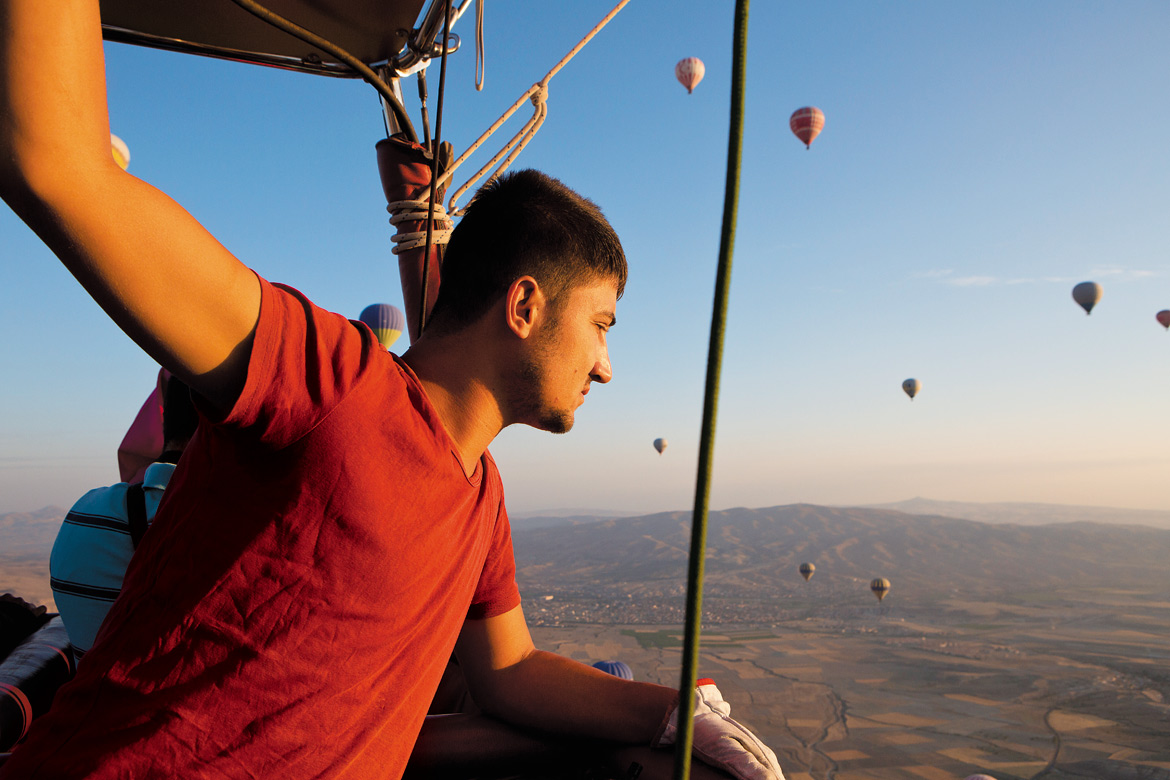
left=504, top=276, right=544, bottom=339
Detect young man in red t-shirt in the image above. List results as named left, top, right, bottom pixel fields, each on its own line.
left=0, top=3, right=784, bottom=778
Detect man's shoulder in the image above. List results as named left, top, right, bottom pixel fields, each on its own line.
left=142, top=461, right=178, bottom=491
left=66, top=481, right=132, bottom=521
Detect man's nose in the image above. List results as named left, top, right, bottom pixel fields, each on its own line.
left=591, top=352, right=613, bottom=384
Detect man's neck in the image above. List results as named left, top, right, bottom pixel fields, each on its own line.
left=401, top=338, right=506, bottom=477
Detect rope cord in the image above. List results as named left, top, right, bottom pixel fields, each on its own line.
left=475, top=0, right=485, bottom=91
left=417, top=0, right=455, bottom=336
left=440, top=0, right=631, bottom=216
left=673, top=1, right=750, bottom=779
left=226, top=0, right=417, bottom=143
left=386, top=199, right=454, bottom=253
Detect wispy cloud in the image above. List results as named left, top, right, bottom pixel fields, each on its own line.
left=1089, top=266, right=1160, bottom=281
left=916, top=266, right=1163, bottom=288
left=912, top=269, right=955, bottom=280
left=947, top=275, right=998, bottom=287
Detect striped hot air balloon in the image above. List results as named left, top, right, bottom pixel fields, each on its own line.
left=592, top=660, right=634, bottom=681
left=870, top=578, right=891, bottom=602
left=358, top=303, right=405, bottom=350
left=675, top=57, right=705, bottom=94
left=799, top=562, right=815, bottom=582
left=902, top=378, right=920, bottom=401
left=789, top=107, right=825, bottom=149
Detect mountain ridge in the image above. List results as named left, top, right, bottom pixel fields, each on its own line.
left=511, top=503, right=1170, bottom=625
left=863, top=496, right=1170, bottom=530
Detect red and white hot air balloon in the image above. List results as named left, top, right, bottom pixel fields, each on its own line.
left=675, top=57, right=705, bottom=94
left=789, top=107, right=825, bottom=149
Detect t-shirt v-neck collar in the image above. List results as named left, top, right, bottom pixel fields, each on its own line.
left=390, top=353, right=483, bottom=486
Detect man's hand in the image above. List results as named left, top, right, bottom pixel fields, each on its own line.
left=653, top=679, right=785, bottom=780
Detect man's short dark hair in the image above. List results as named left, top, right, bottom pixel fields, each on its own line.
left=425, top=169, right=627, bottom=334
left=162, top=376, right=199, bottom=445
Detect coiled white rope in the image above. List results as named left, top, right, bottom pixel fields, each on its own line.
left=386, top=198, right=454, bottom=254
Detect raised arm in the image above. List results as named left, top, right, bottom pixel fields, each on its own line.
left=0, top=0, right=261, bottom=411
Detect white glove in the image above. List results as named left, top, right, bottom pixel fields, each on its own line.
left=652, top=678, right=785, bottom=780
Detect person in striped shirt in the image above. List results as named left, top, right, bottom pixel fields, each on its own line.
left=49, top=375, right=198, bottom=662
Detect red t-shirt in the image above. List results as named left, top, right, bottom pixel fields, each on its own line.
left=3, top=278, right=521, bottom=779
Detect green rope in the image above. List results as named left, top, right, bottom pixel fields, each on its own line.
left=673, top=1, right=750, bottom=779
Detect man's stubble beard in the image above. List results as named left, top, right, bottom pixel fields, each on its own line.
left=512, top=315, right=574, bottom=435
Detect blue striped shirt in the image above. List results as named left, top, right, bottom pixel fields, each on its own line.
left=49, top=462, right=175, bottom=659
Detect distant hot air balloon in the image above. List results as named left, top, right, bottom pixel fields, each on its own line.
left=111, top=133, right=130, bottom=171
left=902, top=378, right=920, bottom=400
left=359, top=303, right=405, bottom=350
left=653, top=437, right=668, bottom=455
left=1072, top=281, right=1102, bottom=315
left=592, top=660, right=634, bottom=681
left=789, top=107, right=825, bottom=149
left=675, top=57, right=705, bottom=94
left=1157, top=310, right=1170, bottom=330
left=870, top=578, right=891, bottom=602
left=799, top=562, right=815, bottom=582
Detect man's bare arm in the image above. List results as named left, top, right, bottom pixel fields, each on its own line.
left=455, top=607, right=786, bottom=780
left=454, top=605, right=677, bottom=742
left=0, top=0, right=260, bottom=411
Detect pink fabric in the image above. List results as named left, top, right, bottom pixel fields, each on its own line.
left=4, top=277, right=520, bottom=779
left=116, top=370, right=168, bottom=483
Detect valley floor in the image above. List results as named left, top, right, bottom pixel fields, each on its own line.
left=533, top=598, right=1170, bottom=780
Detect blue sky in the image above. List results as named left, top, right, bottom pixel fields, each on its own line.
left=3, top=1, right=1169, bottom=514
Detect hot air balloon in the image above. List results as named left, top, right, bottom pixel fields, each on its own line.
left=1072, top=281, right=1102, bottom=315
left=902, top=378, right=920, bottom=400
left=358, top=303, right=405, bottom=350
left=653, top=437, right=668, bottom=455
left=789, top=107, right=825, bottom=149
left=964, top=775, right=997, bottom=780
left=592, top=660, right=634, bottom=681
left=799, top=563, right=815, bottom=582
left=111, top=133, right=130, bottom=171
left=870, top=578, right=891, bottom=602
left=1157, top=310, right=1170, bottom=330
left=675, top=57, right=704, bottom=94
